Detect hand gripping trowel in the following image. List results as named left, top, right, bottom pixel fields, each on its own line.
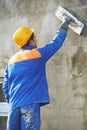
left=55, top=6, right=85, bottom=35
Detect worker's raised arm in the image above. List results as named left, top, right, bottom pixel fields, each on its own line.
left=38, top=29, right=67, bottom=62
left=38, top=16, right=72, bottom=62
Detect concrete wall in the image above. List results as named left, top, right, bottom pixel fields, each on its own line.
left=0, top=0, right=87, bottom=130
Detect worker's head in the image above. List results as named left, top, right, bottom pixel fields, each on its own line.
left=26, top=32, right=37, bottom=48
left=13, top=26, right=37, bottom=48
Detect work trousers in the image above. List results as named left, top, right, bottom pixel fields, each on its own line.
left=6, top=104, right=41, bottom=130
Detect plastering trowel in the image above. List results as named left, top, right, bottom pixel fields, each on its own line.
left=55, top=6, right=85, bottom=35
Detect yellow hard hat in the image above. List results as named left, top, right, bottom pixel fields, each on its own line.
left=13, top=26, right=34, bottom=47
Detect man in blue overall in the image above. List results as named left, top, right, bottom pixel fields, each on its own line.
left=3, top=16, right=72, bottom=130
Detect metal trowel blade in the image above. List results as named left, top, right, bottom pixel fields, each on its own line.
left=55, top=6, right=84, bottom=35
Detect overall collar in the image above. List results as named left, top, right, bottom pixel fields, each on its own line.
left=21, top=45, right=35, bottom=50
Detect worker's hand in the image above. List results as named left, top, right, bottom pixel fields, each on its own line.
left=59, top=15, right=73, bottom=31
left=63, top=15, right=72, bottom=24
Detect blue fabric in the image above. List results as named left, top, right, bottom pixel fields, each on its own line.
left=7, top=104, right=40, bottom=130
left=38, top=30, right=67, bottom=62
left=21, top=45, right=36, bottom=50
left=3, top=29, right=67, bottom=110
left=7, top=108, right=20, bottom=130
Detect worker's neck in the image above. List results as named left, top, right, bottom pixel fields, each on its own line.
left=21, top=45, right=36, bottom=50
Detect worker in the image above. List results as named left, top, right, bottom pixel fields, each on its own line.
left=3, top=16, right=72, bottom=130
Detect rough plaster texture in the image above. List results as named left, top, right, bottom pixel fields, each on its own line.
left=0, top=0, right=87, bottom=130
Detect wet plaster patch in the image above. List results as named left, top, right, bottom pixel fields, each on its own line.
left=69, top=47, right=87, bottom=78
left=68, top=46, right=87, bottom=130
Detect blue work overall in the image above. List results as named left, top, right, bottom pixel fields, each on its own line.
left=7, top=104, right=40, bottom=130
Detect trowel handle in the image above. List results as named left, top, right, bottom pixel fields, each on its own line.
left=59, top=16, right=71, bottom=31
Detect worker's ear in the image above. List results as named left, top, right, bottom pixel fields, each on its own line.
left=29, top=39, right=34, bottom=46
